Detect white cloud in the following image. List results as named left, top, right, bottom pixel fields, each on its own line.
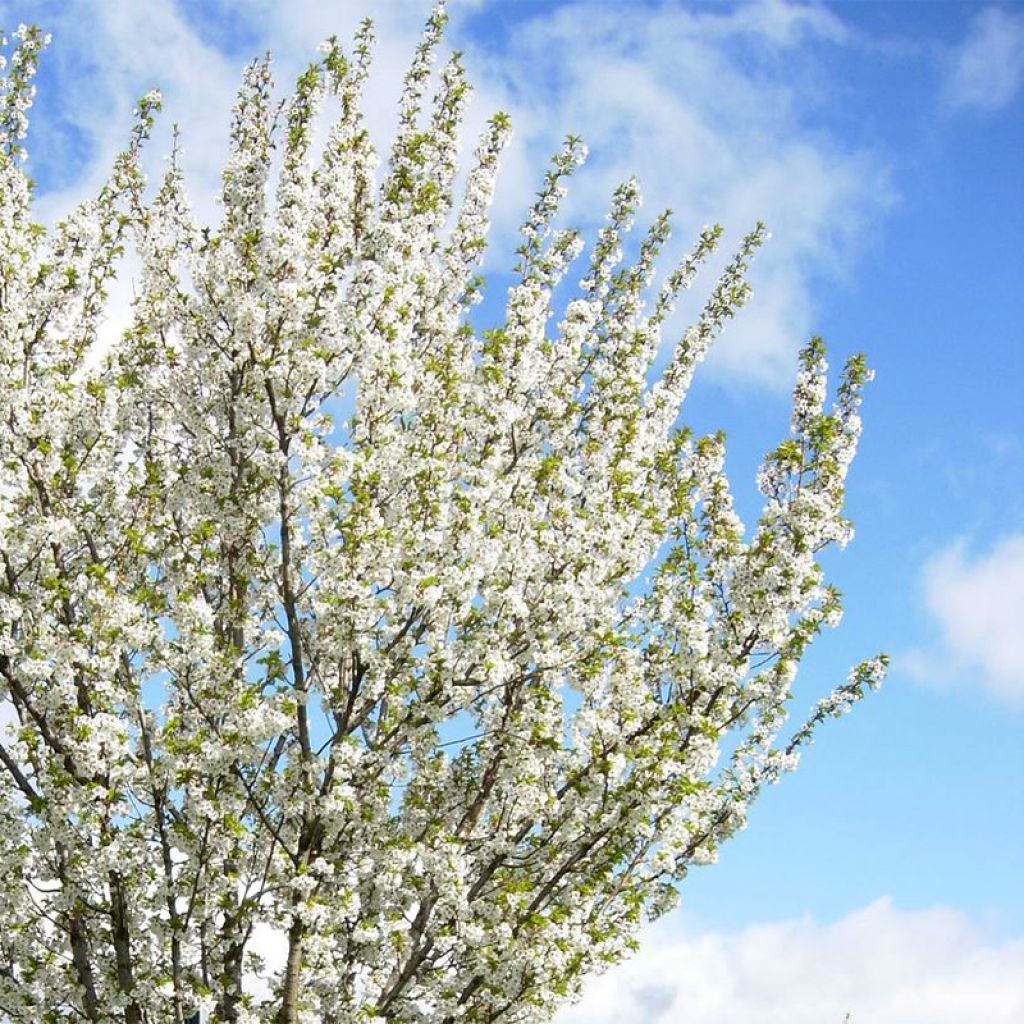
left=459, top=0, right=892, bottom=387
left=945, top=7, right=1024, bottom=113
left=555, top=898, right=1024, bottom=1024
left=904, top=535, right=1024, bottom=706
left=30, top=2, right=238, bottom=224
left=20, top=0, right=431, bottom=358
left=17, top=0, right=891, bottom=388
left=27, top=0, right=485, bottom=220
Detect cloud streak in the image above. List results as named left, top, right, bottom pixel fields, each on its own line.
left=944, top=6, right=1024, bottom=114
left=555, top=898, right=1024, bottom=1024
left=904, top=535, right=1024, bottom=706
left=18, top=0, right=893, bottom=390
left=461, top=0, right=892, bottom=387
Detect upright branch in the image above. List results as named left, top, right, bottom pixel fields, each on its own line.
left=0, top=5, right=885, bottom=1023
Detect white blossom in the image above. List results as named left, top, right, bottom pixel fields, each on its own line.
left=0, top=7, right=885, bottom=1024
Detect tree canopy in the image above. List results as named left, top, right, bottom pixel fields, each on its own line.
left=0, top=7, right=884, bottom=1023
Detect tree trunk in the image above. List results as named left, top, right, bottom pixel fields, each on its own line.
left=275, top=916, right=304, bottom=1024
left=109, top=872, right=143, bottom=1024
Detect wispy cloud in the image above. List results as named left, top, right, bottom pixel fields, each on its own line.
left=902, top=534, right=1024, bottom=706
left=458, top=0, right=892, bottom=388
left=15, top=0, right=893, bottom=391
left=100, top=894, right=1024, bottom=1021
left=555, top=898, right=1024, bottom=1024
left=944, top=6, right=1024, bottom=114
left=18, top=0, right=435, bottom=353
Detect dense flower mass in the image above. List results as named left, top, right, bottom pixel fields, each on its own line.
left=0, top=6, right=885, bottom=1023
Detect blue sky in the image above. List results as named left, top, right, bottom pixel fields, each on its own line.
left=4, top=0, right=1023, bottom=1019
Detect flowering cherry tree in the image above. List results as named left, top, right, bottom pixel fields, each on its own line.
left=0, top=7, right=886, bottom=1024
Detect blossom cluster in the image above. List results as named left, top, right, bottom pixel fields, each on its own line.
left=0, top=5, right=884, bottom=1023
